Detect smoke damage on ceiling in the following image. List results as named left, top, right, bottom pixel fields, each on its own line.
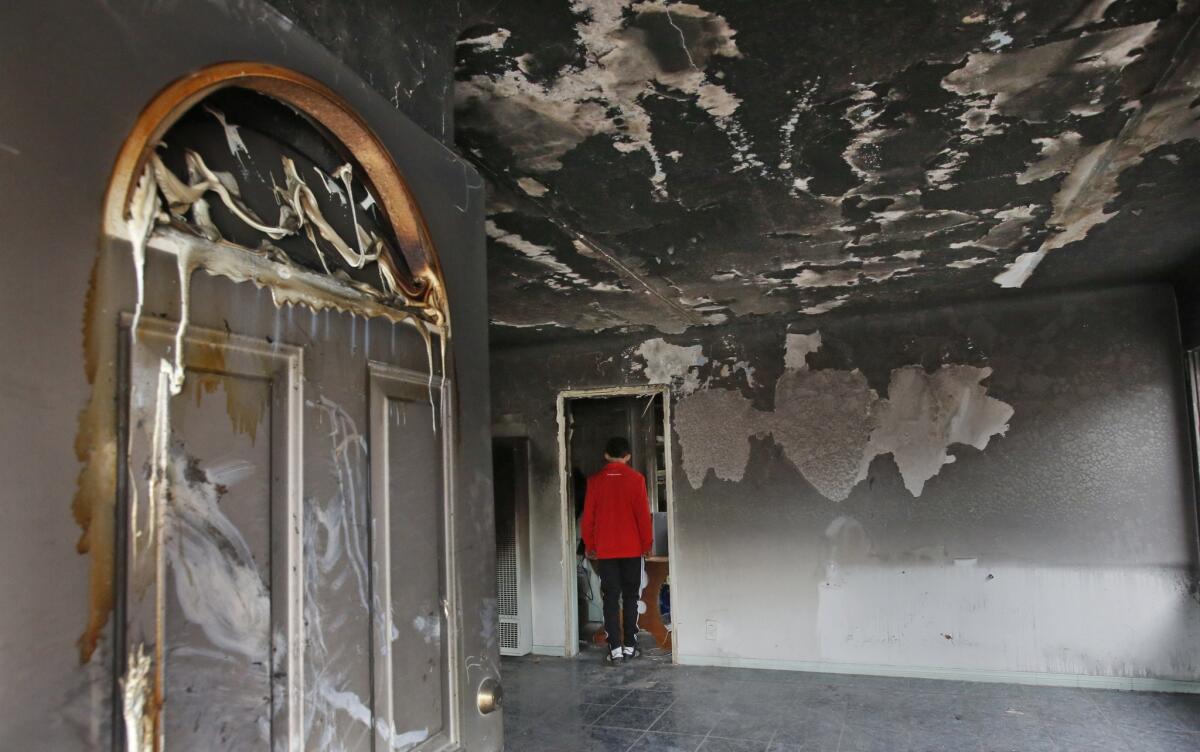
left=454, top=0, right=1200, bottom=339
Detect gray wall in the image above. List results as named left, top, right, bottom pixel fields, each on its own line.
left=262, top=0, right=504, bottom=145
left=263, top=0, right=462, bottom=143
left=491, top=285, right=1200, bottom=685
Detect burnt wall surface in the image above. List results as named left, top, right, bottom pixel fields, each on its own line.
left=492, top=284, right=1200, bottom=682
left=263, top=0, right=503, bottom=143
left=263, top=0, right=462, bottom=142
left=0, top=1, right=494, bottom=749
left=464, top=0, right=1200, bottom=337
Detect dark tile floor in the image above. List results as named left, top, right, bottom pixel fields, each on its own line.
left=499, top=654, right=1200, bottom=752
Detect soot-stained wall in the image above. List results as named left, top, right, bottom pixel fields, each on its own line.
left=263, top=0, right=508, bottom=144
left=263, top=0, right=463, bottom=142
left=491, top=285, right=1200, bottom=685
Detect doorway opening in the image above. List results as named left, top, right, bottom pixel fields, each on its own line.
left=557, top=386, right=677, bottom=661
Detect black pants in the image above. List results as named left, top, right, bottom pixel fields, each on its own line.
left=595, top=557, right=641, bottom=651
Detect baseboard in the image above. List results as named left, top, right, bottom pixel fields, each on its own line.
left=531, top=644, right=567, bottom=657
left=674, top=654, right=1200, bottom=694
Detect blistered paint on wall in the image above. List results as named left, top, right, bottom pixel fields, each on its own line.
left=672, top=333, right=1013, bottom=500
left=674, top=389, right=764, bottom=485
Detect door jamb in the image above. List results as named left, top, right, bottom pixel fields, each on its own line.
left=555, top=385, right=677, bottom=661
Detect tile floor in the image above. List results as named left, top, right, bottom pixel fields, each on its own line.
left=499, top=654, right=1200, bottom=752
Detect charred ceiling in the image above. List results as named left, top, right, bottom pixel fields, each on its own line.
left=454, top=0, right=1200, bottom=340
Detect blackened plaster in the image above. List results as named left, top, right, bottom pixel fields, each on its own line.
left=457, top=0, right=1200, bottom=338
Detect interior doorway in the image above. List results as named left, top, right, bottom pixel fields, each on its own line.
left=557, top=387, right=676, bottom=661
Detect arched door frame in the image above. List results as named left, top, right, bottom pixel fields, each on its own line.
left=102, top=61, right=447, bottom=319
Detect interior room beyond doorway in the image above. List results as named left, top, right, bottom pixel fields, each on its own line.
left=562, top=388, right=675, bottom=661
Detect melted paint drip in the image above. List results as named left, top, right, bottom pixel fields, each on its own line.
left=121, top=644, right=154, bottom=752
left=127, top=163, right=160, bottom=339
left=169, top=245, right=197, bottom=395
left=204, top=106, right=251, bottom=169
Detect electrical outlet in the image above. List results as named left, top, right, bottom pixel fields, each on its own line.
left=705, top=619, right=718, bottom=640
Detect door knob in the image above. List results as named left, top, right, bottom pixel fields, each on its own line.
left=476, top=677, right=503, bottom=714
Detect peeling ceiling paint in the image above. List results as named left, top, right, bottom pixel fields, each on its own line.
left=457, top=0, right=1200, bottom=339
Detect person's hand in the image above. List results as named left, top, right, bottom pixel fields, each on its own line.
left=644, top=550, right=652, bottom=558
left=586, top=550, right=597, bottom=560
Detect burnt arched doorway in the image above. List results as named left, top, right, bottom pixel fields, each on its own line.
left=78, top=62, right=466, bottom=751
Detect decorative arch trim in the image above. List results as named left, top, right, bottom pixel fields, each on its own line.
left=103, top=61, right=446, bottom=315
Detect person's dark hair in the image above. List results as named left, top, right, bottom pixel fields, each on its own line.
left=604, top=436, right=631, bottom=459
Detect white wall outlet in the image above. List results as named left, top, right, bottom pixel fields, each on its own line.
left=705, top=619, right=719, bottom=640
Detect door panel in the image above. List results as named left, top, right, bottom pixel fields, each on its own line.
left=120, top=314, right=302, bottom=750
left=369, top=364, right=455, bottom=751
left=117, top=269, right=465, bottom=750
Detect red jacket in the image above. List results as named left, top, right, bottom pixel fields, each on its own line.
left=581, top=462, right=653, bottom=559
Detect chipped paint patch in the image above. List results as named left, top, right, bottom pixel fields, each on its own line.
left=951, top=204, right=1038, bottom=252
left=457, top=28, right=512, bottom=51
left=456, top=0, right=746, bottom=195
left=942, top=23, right=1158, bottom=127
left=486, top=218, right=627, bottom=294
left=948, top=257, right=990, bottom=269
left=802, top=296, right=848, bottom=315
left=772, top=367, right=880, bottom=500
left=633, top=337, right=707, bottom=394
left=784, top=331, right=822, bottom=370
left=985, top=29, right=1013, bottom=50
left=486, top=219, right=575, bottom=274
left=1018, top=132, right=1086, bottom=185
left=516, top=177, right=549, bottom=197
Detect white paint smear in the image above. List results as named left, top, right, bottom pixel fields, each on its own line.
left=165, top=451, right=270, bottom=660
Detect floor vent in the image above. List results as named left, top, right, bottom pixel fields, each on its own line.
left=496, top=517, right=520, bottom=652
left=494, top=438, right=531, bottom=655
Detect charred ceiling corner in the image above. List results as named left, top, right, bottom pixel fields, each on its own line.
left=456, top=0, right=1200, bottom=340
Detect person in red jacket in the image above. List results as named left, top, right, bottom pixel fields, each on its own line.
left=581, top=436, right=653, bottom=664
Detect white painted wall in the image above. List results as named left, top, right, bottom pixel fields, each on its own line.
left=494, top=287, right=1200, bottom=688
